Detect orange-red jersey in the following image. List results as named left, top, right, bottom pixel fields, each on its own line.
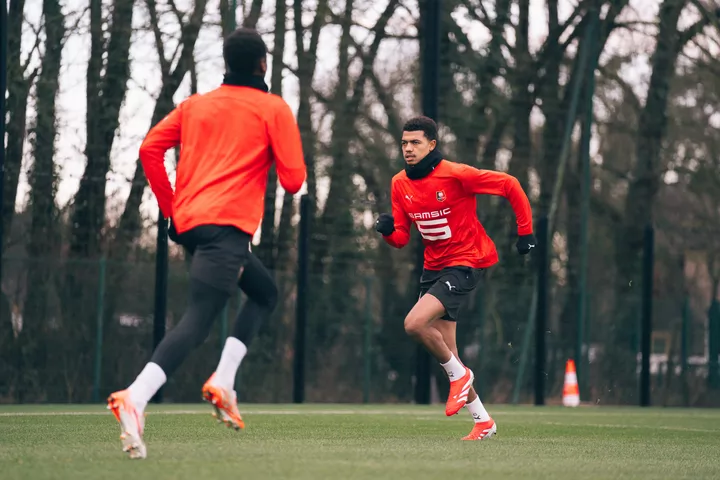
left=140, top=85, right=307, bottom=236
left=382, top=160, right=533, bottom=270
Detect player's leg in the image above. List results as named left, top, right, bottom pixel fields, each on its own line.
left=432, top=319, right=479, bottom=402
left=404, top=290, right=479, bottom=416
left=421, top=267, right=484, bottom=416
left=203, top=251, right=278, bottom=429
left=433, top=319, right=496, bottom=440
left=404, top=293, right=454, bottom=361
left=108, top=226, right=247, bottom=457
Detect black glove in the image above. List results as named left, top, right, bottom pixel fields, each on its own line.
left=375, top=213, right=395, bottom=236
left=167, top=218, right=180, bottom=244
left=516, top=234, right=537, bottom=255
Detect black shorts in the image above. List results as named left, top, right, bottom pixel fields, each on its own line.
left=419, top=266, right=484, bottom=321
left=176, top=225, right=251, bottom=294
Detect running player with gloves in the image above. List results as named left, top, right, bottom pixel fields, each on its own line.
left=375, top=116, right=535, bottom=440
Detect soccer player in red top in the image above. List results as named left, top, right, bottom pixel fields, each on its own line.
left=375, top=116, right=535, bottom=441
left=107, top=28, right=306, bottom=459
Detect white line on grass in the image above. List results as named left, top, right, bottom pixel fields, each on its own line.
left=2, top=409, right=717, bottom=417
left=0, top=409, right=417, bottom=417
left=542, top=421, right=719, bottom=434
left=2, top=408, right=719, bottom=426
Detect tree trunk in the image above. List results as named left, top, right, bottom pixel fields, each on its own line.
left=69, top=0, right=134, bottom=259
left=608, top=0, right=703, bottom=402
left=257, top=0, right=287, bottom=269
left=112, top=0, right=208, bottom=260
left=3, top=0, right=32, bottom=244
left=243, top=0, right=263, bottom=29
left=22, top=0, right=65, bottom=401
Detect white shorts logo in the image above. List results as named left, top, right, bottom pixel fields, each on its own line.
left=416, top=218, right=452, bottom=241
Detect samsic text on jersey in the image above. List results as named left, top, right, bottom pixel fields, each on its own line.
left=382, top=160, right=533, bottom=270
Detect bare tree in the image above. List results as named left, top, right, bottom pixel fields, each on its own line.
left=68, top=0, right=134, bottom=260
left=243, top=0, right=264, bottom=28
left=256, top=0, right=287, bottom=269
left=21, top=0, right=65, bottom=401
left=609, top=0, right=718, bottom=400
left=111, top=0, right=209, bottom=261
left=3, top=0, right=39, bottom=245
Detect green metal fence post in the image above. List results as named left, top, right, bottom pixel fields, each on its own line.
left=577, top=4, right=600, bottom=404
left=681, top=297, right=689, bottom=407
left=709, top=299, right=720, bottom=389
left=92, top=257, right=107, bottom=403
left=364, top=277, right=372, bottom=404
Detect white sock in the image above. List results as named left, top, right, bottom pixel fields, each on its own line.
left=440, top=353, right=466, bottom=382
left=214, top=337, right=248, bottom=389
left=128, top=362, right=167, bottom=413
left=466, top=396, right=491, bottom=423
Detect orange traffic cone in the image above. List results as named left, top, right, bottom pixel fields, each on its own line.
left=562, top=359, right=580, bottom=407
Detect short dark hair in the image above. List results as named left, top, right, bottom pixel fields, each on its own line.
left=223, top=28, right=268, bottom=75
left=402, top=116, right=438, bottom=142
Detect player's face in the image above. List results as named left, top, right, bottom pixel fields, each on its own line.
left=401, top=131, right=437, bottom=165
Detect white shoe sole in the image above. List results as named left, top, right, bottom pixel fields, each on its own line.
left=117, top=408, right=147, bottom=459
left=482, top=422, right=497, bottom=439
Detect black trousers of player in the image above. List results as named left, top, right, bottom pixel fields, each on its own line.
left=150, top=225, right=277, bottom=377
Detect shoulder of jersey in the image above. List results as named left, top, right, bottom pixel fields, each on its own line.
left=391, top=170, right=409, bottom=183
left=266, top=92, right=293, bottom=108
left=439, top=159, right=475, bottom=175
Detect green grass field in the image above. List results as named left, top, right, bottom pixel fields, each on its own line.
left=1, top=404, right=719, bottom=480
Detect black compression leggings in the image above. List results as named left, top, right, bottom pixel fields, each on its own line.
left=151, top=252, right=278, bottom=377
left=232, top=253, right=278, bottom=343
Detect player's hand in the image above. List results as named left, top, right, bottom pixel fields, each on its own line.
left=375, top=213, right=395, bottom=236
left=167, top=218, right=180, bottom=244
left=516, top=234, right=537, bottom=255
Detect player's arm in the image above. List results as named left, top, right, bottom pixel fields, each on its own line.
left=458, top=165, right=536, bottom=254
left=375, top=181, right=411, bottom=248
left=139, top=106, right=182, bottom=219
left=268, top=99, right=307, bottom=194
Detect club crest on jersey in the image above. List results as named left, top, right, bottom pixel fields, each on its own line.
left=436, top=190, right=446, bottom=202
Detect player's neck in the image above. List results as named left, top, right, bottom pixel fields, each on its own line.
left=222, top=71, right=269, bottom=92
left=405, top=149, right=443, bottom=180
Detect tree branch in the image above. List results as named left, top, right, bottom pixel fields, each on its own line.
left=167, top=0, right=186, bottom=26
left=598, top=64, right=642, bottom=112
left=678, top=16, right=713, bottom=48
left=146, top=0, right=170, bottom=77
left=243, top=0, right=263, bottom=29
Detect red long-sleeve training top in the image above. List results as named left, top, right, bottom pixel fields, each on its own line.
left=383, top=160, right=533, bottom=270
left=139, top=84, right=307, bottom=236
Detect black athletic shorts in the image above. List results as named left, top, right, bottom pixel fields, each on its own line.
left=419, top=266, right=484, bottom=321
left=175, top=225, right=251, bottom=294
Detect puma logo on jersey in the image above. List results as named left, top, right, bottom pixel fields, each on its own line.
left=405, top=194, right=413, bottom=203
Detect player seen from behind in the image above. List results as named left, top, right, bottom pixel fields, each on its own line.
left=107, top=27, right=307, bottom=459
left=375, top=116, right=535, bottom=440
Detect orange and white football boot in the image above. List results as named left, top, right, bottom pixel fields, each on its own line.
left=462, top=418, right=497, bottom=441
left=446, top=368, right=475, bottom=416
left=107, top=390, right=147, bottom=459
left=201, top=373, right=245, bottom=431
